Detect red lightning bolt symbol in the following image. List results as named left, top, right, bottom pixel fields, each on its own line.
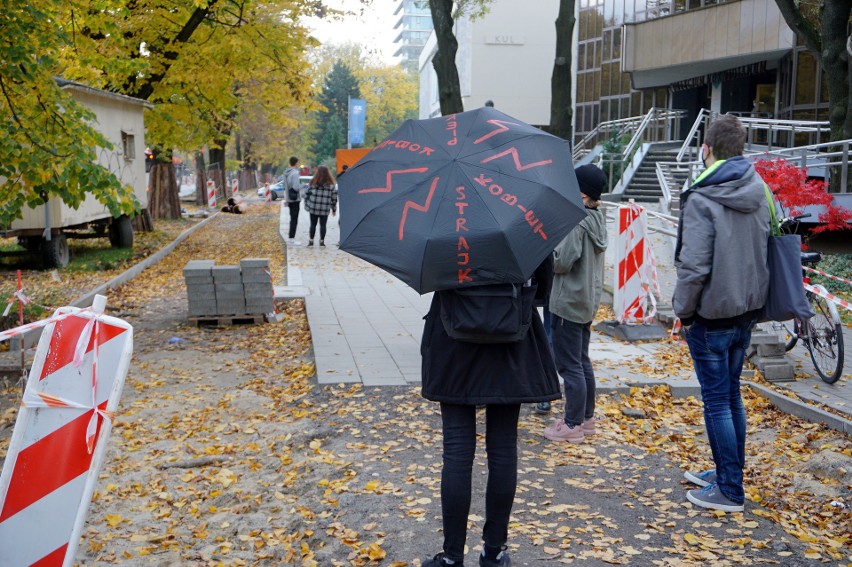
left=473, top=119, right=519, bottom=144
left=399, top=177, right=440, bottom=241
left=480, top=147, right=552, bottom=171
left=359, top=167, right=429, bottom=194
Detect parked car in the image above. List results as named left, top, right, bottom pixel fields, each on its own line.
left=257, top=181, right=286, bottom=200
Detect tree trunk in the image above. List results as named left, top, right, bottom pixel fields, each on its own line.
left=194, top=151, right=208, bottom=205
left=133, top=208, right=154, bottom=232
left=148, top=148, right=181, bottom=219
left=429, top=0, right=464, bottom=115
left=821, top=0, right=852, bottom=142
left=550, top=0, right=576, bottom=141
left=208, top=144, right=227, bottom=202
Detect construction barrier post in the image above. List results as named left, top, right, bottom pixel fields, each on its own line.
left=264, top=182, right=271, bottom=203
left=207, top=180, right=217, bottom=209
left=596, top=201, right=669, bottom=342
left=0, top=295, right=134, bottom=566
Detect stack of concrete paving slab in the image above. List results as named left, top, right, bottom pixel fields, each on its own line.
left=182, top=258, right=274, bottom=319
left=183, top=260, right=217, bottom=317
left=240, top=258, right=275, bottom=315
left=213, top=265, right=245, bottom=316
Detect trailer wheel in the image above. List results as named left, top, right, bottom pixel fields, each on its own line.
left=42, top=234, right=69, bottom=268
left=108, top=215, right=134, bottom=248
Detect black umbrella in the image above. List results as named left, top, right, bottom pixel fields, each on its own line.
left=338, top=107, right=587, bottom=294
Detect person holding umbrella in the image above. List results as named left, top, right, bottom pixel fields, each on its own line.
left=335, top=107, right=589, bottom=566
left=420, top=257, right=560, bottom=567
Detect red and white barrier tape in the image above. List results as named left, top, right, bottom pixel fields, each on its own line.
left=802, top=266, right=852, bottom=287
left=2, top=289, right=30, bottom=318
left=803, top=283, right=852, bottom=312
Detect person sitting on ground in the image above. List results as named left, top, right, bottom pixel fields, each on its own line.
left=221, top=197, right=243, bottom=214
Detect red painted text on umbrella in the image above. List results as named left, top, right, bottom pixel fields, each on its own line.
left=374, top=139, right=436, bottom=155
left=456, top=185, right=473, bottom=284
left=474, top=173, right=550, bottom=241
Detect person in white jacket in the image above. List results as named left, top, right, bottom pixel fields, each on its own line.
left=543, top=165, right=609, bottom=445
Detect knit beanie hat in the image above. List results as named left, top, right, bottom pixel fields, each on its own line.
left=574, top=165, right=608, bottom=201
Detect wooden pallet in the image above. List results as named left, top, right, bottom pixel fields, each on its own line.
left=188, top=314, right=265, bottom=327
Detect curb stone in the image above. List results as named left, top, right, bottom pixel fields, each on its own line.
left=744, top=381, right=852, bottom=435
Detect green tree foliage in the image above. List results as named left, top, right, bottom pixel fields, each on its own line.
left=314, top=61, right=361, bottom=163
left=0, top=2, right=136, bottom=226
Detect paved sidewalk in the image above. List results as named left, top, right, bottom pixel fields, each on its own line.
left=277, top=199, right=851, bottom=428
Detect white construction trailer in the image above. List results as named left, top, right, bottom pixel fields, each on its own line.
left=4, top=79, right=152, bottom=267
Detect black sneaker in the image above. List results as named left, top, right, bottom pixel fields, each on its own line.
left=423, top=552, right=464, bottom=567
left=480, top=548, right=511, bottom=567
left=534, top=402, right=551, bottom=414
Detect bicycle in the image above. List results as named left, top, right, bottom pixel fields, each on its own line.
left=770, top=215, right=845, bottom=384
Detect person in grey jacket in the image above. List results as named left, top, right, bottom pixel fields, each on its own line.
left=283, top=156, right=302, bottom=240
left=543, top=165, right=609, bottom=444
left=673, top=114, right=769, bottom=513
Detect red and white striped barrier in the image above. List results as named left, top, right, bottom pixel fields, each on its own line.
left=614, top=202, right=661, bottom=325
left=803, top=266, right=852, bottom=287
left=804, top=282, right=852, bottom=312
left=264, top=182, right=271, bottom=203
left=207, top=180, right=217, bottom=209
left=0, top=295, right=133, bottom=566
left=231, top=179, right=239, bottom=195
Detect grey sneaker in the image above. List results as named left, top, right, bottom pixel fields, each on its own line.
left=686, top=483, right=744, bottom=512
left=534, top=402, right=551, bottom=414
left=684, top=469, right=716, bottom=488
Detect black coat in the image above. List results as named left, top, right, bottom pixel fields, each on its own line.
left=420, top=259, right=560, bottom=405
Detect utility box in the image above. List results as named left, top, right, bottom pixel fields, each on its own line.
left=5, top=79, right=152, bottom=268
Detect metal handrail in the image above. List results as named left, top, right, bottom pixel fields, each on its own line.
left=573, top=114, right=649, bottom=160
left=677, top=109, right=831, bottom=163
left=621, top=108, right=685, bottom=161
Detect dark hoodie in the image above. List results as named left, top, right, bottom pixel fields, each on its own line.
left=673, top=156, right=770, bottom=326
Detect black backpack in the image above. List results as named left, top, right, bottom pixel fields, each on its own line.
left=288, top=186, right=299, bottom=201
left=438, top=283, right=536, bottom=344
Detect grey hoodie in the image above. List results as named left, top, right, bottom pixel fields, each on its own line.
left=283, top=167, right=301, bottom=203
left=549, top=207, right=608, bottom=324
left=673, top=156, right=769, bottom=325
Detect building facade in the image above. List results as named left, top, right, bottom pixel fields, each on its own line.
left=393, top=0, right=434, bottom=72
left=418, top=0, right=559, bottom=125
left=581, top=0, right=829, bottom=142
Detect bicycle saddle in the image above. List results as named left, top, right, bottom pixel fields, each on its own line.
left=801, top=252, right=822, bottom=264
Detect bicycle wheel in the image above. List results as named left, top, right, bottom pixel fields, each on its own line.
left=805, top=292, right=845, bottom=384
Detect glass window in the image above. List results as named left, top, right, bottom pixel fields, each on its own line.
left=577, top=74, right=586, bottom=103
left=612, top=28, right=622, bottom=60
left=586, top=42, right=595, bottom=70
left=584, top=72, right=596, bottom=102
left=576, top=106, right=585, bottom=135
left=795, top=50, right=817, bottom=105
left=592, top=71, right=601, bottom=101
left=601, top=64, right=612, bottom=97
left=594, top=39, right=602, bottom=67
left=603, top=30, right=611, bottom=61
left=600, top=99, right=610, bottom=122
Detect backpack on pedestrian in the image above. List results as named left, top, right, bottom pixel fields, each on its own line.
left=438, top=282, right=536, bottom=344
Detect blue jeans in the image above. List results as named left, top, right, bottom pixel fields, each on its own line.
left=439, top=404, right=520, bottom=561
left=551, top=317, right=595, bottom=426
left=685, top=319, right=755, bottom=504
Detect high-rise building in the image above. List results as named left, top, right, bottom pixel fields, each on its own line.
left=393, top=0, right=434, bottom=72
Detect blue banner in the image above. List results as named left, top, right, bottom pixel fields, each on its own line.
left=348, top=99, right=367, bottom=146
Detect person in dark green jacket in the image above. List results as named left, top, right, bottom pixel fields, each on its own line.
left=543, top=165, right=609, bottom=444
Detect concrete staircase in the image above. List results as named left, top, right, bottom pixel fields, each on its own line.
left=618, top=144, right=689, bottom=203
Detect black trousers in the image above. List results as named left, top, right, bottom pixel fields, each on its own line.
left=287, top=202, right=300, bottom=238
left=439, top=403, right=520, bottom=561
left=308, top=213, right=329, bottom=241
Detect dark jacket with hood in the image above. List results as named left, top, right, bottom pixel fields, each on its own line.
left=420, top=258, right=561, bottom=405
left=673, top=156, right=769, bottom=327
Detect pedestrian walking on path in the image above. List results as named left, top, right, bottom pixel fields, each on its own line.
left=283, top=156, right=302, bottom=239
left=304, top=165, right=337, bottom=247
left=673, top=114, right=770, bottom=513
left=420, top=259, right=560, bottom=567
left=543, top=164, right=609, bottom=443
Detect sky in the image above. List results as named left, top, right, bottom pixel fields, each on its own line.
left=305, top=0, right=402, bottom=65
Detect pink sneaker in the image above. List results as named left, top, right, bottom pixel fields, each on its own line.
left=582, top=417, right=596, bottom=436
left=543, top=420, right=584, bottom=443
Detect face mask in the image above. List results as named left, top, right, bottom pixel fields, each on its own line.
left=701, top=147, right=708, bottom=168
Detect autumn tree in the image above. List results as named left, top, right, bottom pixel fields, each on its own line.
left=773, top=0, right=852, bottom=142
left=0, top=2, right=136, bottom=227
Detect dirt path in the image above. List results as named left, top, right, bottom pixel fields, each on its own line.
left=1, top=206, right=850, bottom=566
